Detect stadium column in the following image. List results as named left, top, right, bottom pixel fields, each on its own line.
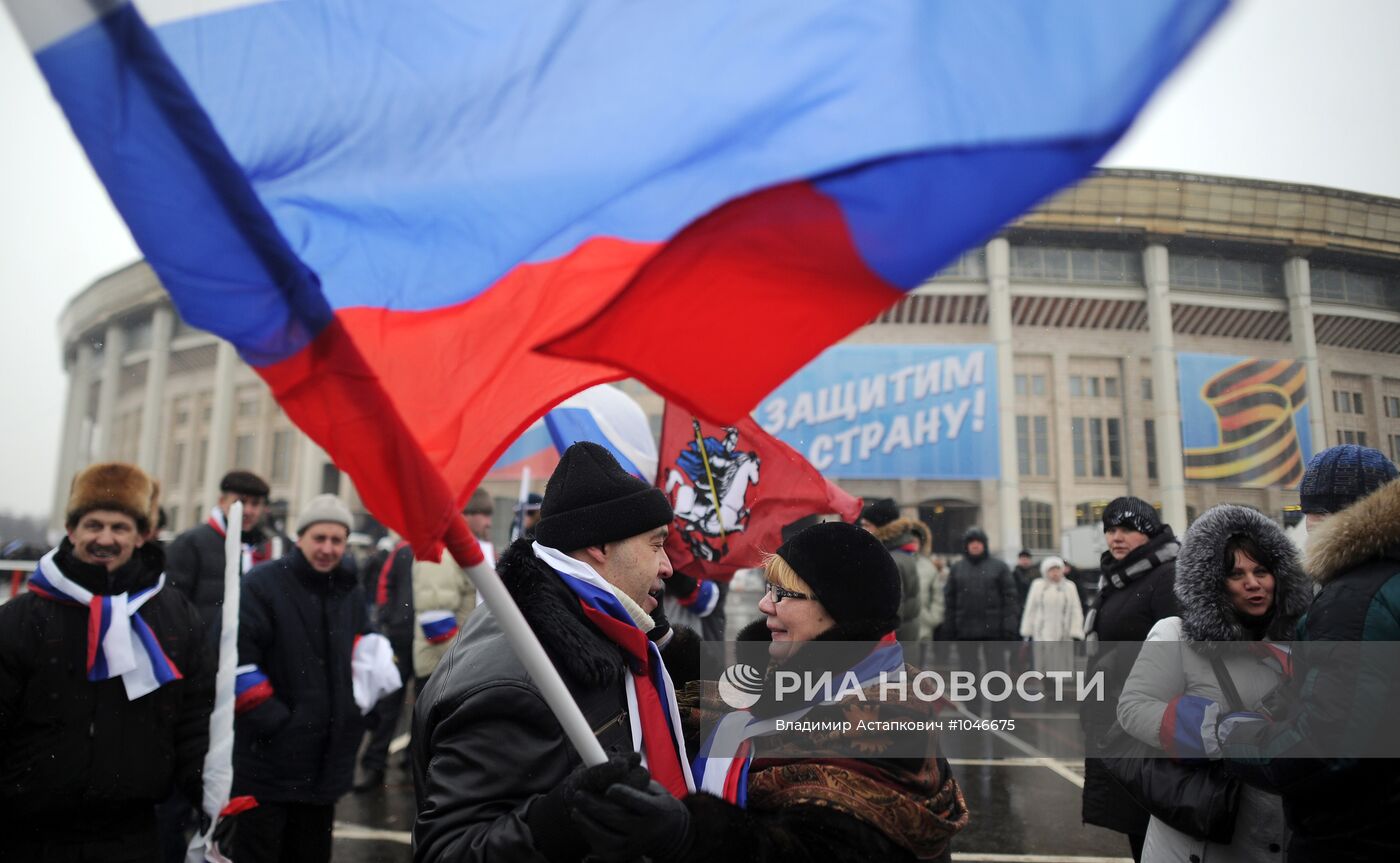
left=1283, top=258, right=1329, bottom=455
left=201, top=341, right=238, bottom=512
left=1143, top=245, right=1188, bottom=530
left=986, top=238, right=1023, bottom=560
left=51, top=340, right=95, bottom=534
left=93, top=320, right=126, bottom=458
left=136, top=305, right=173, bottom=473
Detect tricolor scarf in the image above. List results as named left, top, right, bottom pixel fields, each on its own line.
left=208, top=507, right=275, bottom=575
left=28, top=548, right=183, bottom=701
left=532, top=542, right=694, bottom=798
left=694, top=633, right=904, bottom=807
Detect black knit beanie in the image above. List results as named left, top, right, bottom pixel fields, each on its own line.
left=860, top=497, right=900, bottom=527
left=1298, top=445, right=1398, bottom=514
left=1102, top=496, right=1162, bottom=537
left=534, top=442, right=673, bottom=552
left=775, top=521, right=900, bottom=633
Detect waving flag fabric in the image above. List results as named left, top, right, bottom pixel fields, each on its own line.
left=544, top=384, right=659, bottom=482
left=6, top=0, right=1226, bottom=560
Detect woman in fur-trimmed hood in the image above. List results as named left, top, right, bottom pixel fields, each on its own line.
left=1117, top=504, right=1310, bottom=863
left=861, top=498, right=933, bottom=642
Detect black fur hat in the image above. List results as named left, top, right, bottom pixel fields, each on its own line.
left=860, top=497, right=900, bottom=528
left=1102, top=496, right=1163, bottom=538
left=535, top=442, right=672, bottom=552
left=775, top=521, right=900, bottom=637
left=1174, top=504, right=1310, bottom=646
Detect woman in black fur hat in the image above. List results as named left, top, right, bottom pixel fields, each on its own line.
left=568, top=521, right=969, bottom=862
left=1116, top=504, right=1312, bottom=863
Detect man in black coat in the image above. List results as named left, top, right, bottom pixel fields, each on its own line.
left=1080, top=496, right=1180, bottom=862
left=0, top=463, right=213, bottom=861
left=413, top=442, right=697, bottom=863
left=232, top=494, right=372, bottom=863
left=166, top=470, right=275, bottom=648
left=943, top=526, right=1018, bottom=641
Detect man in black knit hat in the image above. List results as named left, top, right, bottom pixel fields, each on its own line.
left=412, top=442, right=700, bottom=863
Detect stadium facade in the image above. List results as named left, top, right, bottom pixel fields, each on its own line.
left=52, top=169, right=1400, bottom=556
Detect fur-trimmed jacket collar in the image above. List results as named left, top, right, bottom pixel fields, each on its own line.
left=1174, top=505, right=1310, bottom=645
left=1306, top=480, right=1400, bottom=585
left=869, top=518, right=931, bottom=553
left=495, top=538, right=627, bottom=688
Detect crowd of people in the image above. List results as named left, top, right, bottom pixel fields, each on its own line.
left=0, top=441, right=1396, bottom=862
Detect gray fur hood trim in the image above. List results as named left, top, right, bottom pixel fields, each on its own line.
left=1306, top=479, right=1400, bottom=585
left=870, top=518, right=931, bottom=552
left=1174, top=505, right=1310, bottom=646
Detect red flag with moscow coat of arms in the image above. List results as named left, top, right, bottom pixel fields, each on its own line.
left=657, top=404, right=861, bottom=581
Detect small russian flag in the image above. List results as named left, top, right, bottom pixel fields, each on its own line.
left=235, top=664, right=274, bottom=714
left=419, top=610, right=459, bottom=645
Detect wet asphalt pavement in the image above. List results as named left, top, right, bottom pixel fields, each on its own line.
left=329, top=582, right=1136, bottom=862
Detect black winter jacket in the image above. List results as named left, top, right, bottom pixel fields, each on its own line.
left=412, top=539, right=698, bottom=863
left=361, top=541, right=415, bottom=642
left=871, top=519, right=932, bottom=643
left=233, top=548, right=370, bottom=805
left=167, top=520, right=275, bottom=649
left=0, top=541, right=213, bottom=844
left=944, top=552, right=1018, bottom=640
left=1222, top=481, right=1400, bottom=863
left=1081, top=528, right=1180, bottom=836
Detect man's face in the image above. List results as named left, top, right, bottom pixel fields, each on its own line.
left=595, top=527, right=672, bottom=612
left=524, top=509, right=541, bottom=530
left=297, top=522, right=348, bottom=573
left=1105, top=526, right=1149, bottom=560
left=1018, top=554, right=1032, bottom=567
left=966, top=539, right=986, bottom=557
left=466, top=508, right=493, bottom=541
left=68, top=509, right=144, bottom=572
left=220, top=492, right=268, bottom=532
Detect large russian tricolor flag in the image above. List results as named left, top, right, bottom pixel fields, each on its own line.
left=7, top=0, right=1227, bottom=561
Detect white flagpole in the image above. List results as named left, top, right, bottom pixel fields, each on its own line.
left=511, top=466, right=531, bottom=542
left=187, top=500, right=242, bottom=862
left=445, top=518, right=607, bottom=767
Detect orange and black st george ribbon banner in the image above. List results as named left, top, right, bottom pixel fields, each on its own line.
left=1183, top=359, right=1309, bottom=488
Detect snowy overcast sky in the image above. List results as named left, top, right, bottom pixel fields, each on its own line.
left=2, top=0, right=1398, bottom=519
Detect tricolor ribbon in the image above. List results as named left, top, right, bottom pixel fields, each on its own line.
left=418, top=610, right=460, bottom=644
left=694, top=633, right=904, bottom=806
left=28, top=549, right=183, bottom=701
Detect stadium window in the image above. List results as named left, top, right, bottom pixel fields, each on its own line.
left=1104, top=377, right=1120, bottom=399
left=1088, top=376, right=1102, bottom=398
left=1106, top=418, right=1123, bottom=478
left=1391, top=434, right=1400, bottom=464
left=1069, top=376, right=1084, bottom=398
left=1090, top=418, right=1106, bottom=477
left=195, top=438, right=209, bottom=483
left=1017, top=416, right=1051, bottom=477
left=1338, top=430, right=1368, bottom=446
left=1020, top=500, right=1055, bottom=551
left=1015, top=374, right=1029, bottom=397
left=233, top=435, right=255, bottom=470
left=1016, top=416, right=1032, bottom=475
left=1145, top=419, right=1158, bottom=480
left=270, top=430, right=292, bottom=482
left=1072, top=418, right=1088, bottom=477
left=1031, top=375, right=1047, bottom=397
left=1033, top=416, right=1050, bottom=476
left=1353, top=393, right=1365, bottom=415
left=169, top=441, right=185, bottom=484
left=1169, top=253, right=1284, bottom=297
left=1385, top=396, right=1400, bottom=419
left=1142, top=377, right=1154, bottom=400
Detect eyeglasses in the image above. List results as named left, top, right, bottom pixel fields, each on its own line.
left=765, top=583, right=810, bottom=603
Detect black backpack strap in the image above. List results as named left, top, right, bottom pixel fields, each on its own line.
left=1209, top=654, right=1246, bottom=713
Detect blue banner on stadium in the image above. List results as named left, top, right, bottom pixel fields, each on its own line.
left=1177, top=352, right=1314, bottom=488
left=755, top=345, right=999, bottom=479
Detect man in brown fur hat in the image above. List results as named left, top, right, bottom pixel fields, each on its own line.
left=0, top=462, right=213, bottom=862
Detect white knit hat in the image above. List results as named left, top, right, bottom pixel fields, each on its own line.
left=1039, top=555, right=1066, bottom=577
left=295, top=494, right=354, bottom=535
